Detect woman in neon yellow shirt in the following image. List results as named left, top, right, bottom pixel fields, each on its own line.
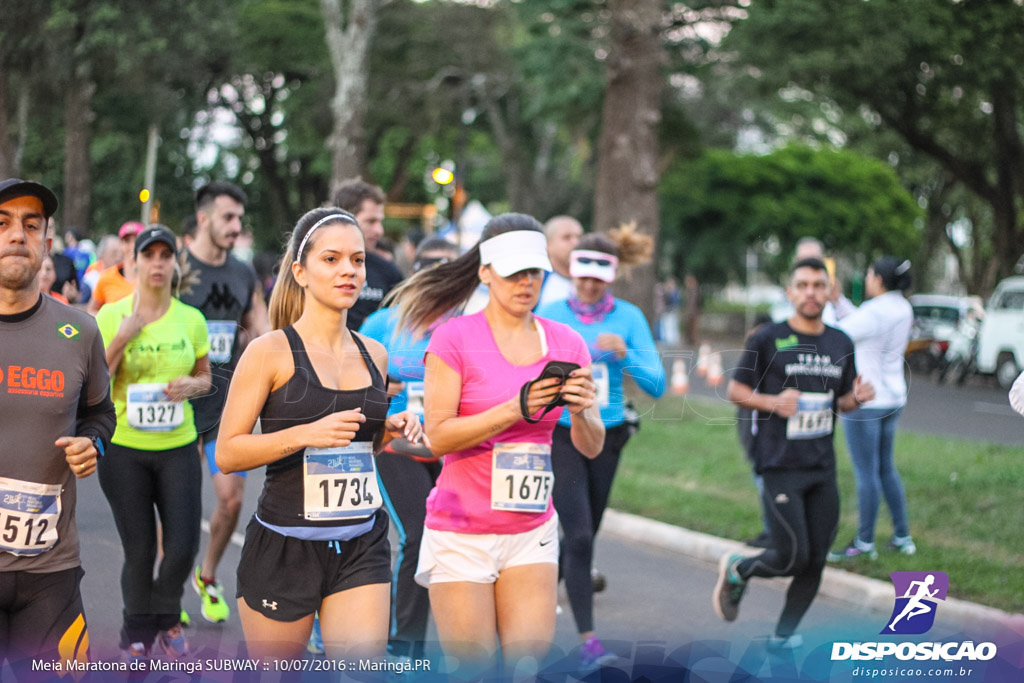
left=95, top=226, right=211, bottom=661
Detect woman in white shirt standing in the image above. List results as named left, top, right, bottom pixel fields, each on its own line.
left=828, top=257, right=916, bottom=561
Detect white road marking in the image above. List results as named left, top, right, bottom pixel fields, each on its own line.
left=201, top=519, right=246, bottom=548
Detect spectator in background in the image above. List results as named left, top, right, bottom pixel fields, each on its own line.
left=656, top=277, right=681, bottom=346
left=538, top=215, right=583, bottom=307
left=89, top=221, right=144, bottom=314
left=332, top=179, right=405, bottom=330
left=63, top=228, right=95, bottom=282
left=83, top=235, right=124, bottom=301
left=38, top=253, right=70, bottom=304
left=179, top=215, right=197, bottom=252
left=828, top=257, right=916, bottom=561
left=50, top=249, right=80, bottom=305
left=396, top=227, right=426, bottom=275
left=684, top=274, right=702, bottom=347
left=376, top=236, right=396, bottom=262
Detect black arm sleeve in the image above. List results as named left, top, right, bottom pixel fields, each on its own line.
left=75, top=326, right=116, bottom=448
left=75, top=388, right=116, bottom=446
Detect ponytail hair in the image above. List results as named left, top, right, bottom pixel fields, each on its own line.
left=576, top=220, right=654, bottom=274
left=872, top=256, right=912, bottom=293
left=268, top=207, right=361, bottom=330
left=388, top=212, right=544, bottom=336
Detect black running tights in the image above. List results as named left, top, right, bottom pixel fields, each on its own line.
left=736, top=467, right=839, bottom=638
left=98, top=441, right=201, bottom=647
left=551, top=424, right=630, bottom=635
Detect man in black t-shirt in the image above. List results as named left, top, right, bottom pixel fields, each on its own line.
left=713, top=257, right=874, bottom=650
left=179, top=181, right=269, bottom=625
left=332, top=179, right=404, bottom=330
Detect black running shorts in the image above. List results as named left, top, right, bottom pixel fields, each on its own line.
left=0, top=566, right=89, bottom=667
left=237, top=512, right=392, bottom=622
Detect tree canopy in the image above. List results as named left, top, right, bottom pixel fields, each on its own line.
left=660, top=145, right=922, bottom=284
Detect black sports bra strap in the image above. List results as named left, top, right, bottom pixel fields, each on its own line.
left=282, top=326, right=312, bottom=373
left=350, top=332, right=383, bottom=386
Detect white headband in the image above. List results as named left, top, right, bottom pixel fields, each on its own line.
left=478, top=230, right=552, bottom=277
left=570, top=249, right=618, bottom=283
left=296, top=213, right=358, bottom=260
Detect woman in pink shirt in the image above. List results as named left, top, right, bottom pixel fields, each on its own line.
left=389, top=213, right=605, bottom=674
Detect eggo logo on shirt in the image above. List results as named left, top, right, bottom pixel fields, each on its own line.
left=0, top=366, right=66, bottom=397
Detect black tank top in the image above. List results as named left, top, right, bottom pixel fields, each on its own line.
left=256, top=326, right=389, bottom=528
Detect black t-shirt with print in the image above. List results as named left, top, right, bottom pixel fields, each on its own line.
left=346, top=251, right=404, bottom=331
left=732, top=321, right=857, bottom=474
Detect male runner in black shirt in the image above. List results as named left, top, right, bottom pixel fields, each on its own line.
left=332, top=179, right=404, bottom=330
left=714, top=257, right=874, bottom=649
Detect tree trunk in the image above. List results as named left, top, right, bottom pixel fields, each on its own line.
left=592, top=0, right=663, bottom=323
left=62, top=73, right=95, bottom=231
left=321, top=0, right=379, bottom=197
left=0, top=68, right=15, bottom=178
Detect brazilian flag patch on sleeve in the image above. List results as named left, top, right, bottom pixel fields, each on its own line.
left=57, top=322, right=81, bottom=340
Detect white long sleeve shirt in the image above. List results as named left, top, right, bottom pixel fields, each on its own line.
left=836, top=291, right=913, bottom=409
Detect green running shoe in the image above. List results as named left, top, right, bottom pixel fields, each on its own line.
left=191, top=565, right=230, bottom=623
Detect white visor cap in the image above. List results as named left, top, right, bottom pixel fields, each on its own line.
left=479, top=230, right=553, bottom=278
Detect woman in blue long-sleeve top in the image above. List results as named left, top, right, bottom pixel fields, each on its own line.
left=536, top=226, right=665, bottom=669
left=358, top=238, right=458, bottom=661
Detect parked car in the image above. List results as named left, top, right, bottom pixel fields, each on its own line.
left=976, top=276, right=1024, bottom=388
left=906, top=294, right=982, bottom=372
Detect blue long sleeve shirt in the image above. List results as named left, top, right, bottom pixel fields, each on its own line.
left=537, top=298, right=665, bottom=427
left=359, top=307, right=430, bottom=417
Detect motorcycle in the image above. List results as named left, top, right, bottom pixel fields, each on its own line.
left=937, top=312, right=981, bottom=385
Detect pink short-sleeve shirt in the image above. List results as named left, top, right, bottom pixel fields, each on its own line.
left=424, top=311, right=591, bottom=534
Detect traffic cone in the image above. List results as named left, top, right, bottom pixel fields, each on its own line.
left=671, top=359, right=689, bottom=395
left=707, top=354, right=724, bottom=387
left=696, top=343, right=711, bottom=377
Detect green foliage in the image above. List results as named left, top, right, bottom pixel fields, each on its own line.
left=724, top=0, right=1024, bottom=291
left=660, top=145, right=922, bottom=284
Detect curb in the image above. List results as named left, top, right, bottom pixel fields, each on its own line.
left=601, top=508, right=1024, bottom=636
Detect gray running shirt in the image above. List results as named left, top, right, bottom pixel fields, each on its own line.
left=0, top=296, right=113, bottom=572
left=179, top=250, right=257, bottom=435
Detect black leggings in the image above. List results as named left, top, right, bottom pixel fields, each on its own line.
left=551, top=424, right=630, bottom=635
left=98, top=441, right=201, bottom=648
left=377, top=451, right=441, bottom=658
left=736, top=468, right=839, bottom=637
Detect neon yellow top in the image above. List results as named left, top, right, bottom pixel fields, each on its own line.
left=96, top=296, right=210, bottom=450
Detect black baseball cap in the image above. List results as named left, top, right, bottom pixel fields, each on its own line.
left=134, top=225, right=178, bottom=256
left=0, top=178, right=59, bottom=218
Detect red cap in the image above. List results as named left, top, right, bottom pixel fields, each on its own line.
left=118, top=221, right=145, bottom=239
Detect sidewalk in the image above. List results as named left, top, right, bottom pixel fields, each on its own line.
left=601, top=508, right=1024, bottom=636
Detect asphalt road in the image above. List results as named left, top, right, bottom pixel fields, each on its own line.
left=69, top=459, right=1018, bottom=682
left=664, top=346, right=1024, bottom=446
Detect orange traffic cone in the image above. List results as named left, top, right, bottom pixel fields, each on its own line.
left=707, top=354, right=724, bottom=387
left=696, top=343, right=711, bottom=377
left=671, top=359, right=689, bottom=395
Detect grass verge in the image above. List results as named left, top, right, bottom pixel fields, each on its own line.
left=610, top=394, right=1024, bottom=613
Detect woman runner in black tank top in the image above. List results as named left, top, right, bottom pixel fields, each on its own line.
left=215, top=208, right=426, bottom=662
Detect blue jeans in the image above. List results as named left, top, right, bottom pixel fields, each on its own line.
left=841, top=407, right=909, bottom=545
